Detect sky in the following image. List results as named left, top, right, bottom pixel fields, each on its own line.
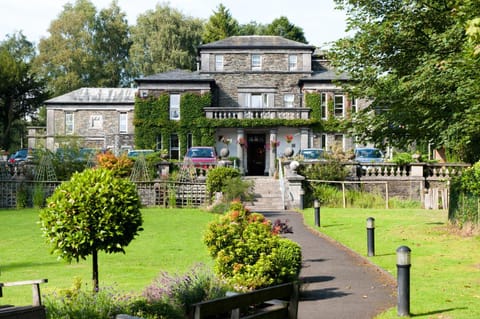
left=0, top=0, right=349, bottom=48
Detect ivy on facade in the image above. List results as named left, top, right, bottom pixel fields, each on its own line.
left=134, top=91, right=350, bottom=157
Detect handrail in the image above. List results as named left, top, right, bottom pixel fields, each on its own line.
left=278, top=159, right=286, bottom=210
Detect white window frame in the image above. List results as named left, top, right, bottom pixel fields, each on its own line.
left=284, top=94, right=294, bottom=107
left=288, top=55, right=297, bottom=71
left=170, top=133, right=179, bottom=160
left=321, top=93, right=327, bottom=119
left=215, top=54, right=224, bottom=71
left=90, top=115, right=103, bottom=129
left=334, top=94, right=345, bottom=118
left=65, top=112, right=74, bottom=134
left=350, top=96, right=357, bottom=113
left=170, top=94, right=180, bottom=120
left=119, top=112, right=127, bottom=134
left=251, top=54, right=262, bottom=71
left=241, top=92, right=273, bottom=108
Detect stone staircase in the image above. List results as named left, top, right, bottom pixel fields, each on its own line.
left=244, top=176, right=285, bottom=211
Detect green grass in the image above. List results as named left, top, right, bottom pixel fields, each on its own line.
left=300, top=208, right=480, bottom=319
left=0, top=208, right=217, bottom=306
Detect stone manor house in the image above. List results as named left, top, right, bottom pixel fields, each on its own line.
left=44, top=35, right=364, bottom=176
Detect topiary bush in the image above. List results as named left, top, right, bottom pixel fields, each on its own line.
left=40, top=168, right=143, bottom=291
left=203, top=201, right=301, bottom=291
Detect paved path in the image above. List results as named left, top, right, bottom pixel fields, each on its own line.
left=262, top=210, right=396, bottom=319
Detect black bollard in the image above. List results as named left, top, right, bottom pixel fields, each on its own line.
left=366, top=217, right=375, bottom=256
left=314, top=199, right=320, bottom=227
left=396, top=246, right=411, bottom=317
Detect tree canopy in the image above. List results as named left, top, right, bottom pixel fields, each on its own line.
left=34, top=0, right=131, bottom=95
left=331, top=0, right=480, bottom=163
left=202, top=4, right=239, bottom=43
left=0, top=32, right=47, bottom=151
left=264, top=16, right=307, bottom=43
left=128, top=4, right=204, bottom=77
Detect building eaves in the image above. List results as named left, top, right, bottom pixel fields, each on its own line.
left=45, top=88, right=136, bottom=105
left=199, top=35, right=315, bottom=51
left=136, top=69, right=215, bottom=83
left=300, top=69, right=350, bottom=83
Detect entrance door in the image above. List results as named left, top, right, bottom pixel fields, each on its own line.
left=247, top=134, right=266, bottom=175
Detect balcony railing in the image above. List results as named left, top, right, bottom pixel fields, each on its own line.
left=204, top=107, right=310, bottom=120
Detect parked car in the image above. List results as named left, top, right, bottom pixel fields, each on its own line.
left=354, top=147, right=384, bottom=163
left=184, top=146, right=217, bottom=167
left=127, top=149, right=155, bottom=158
left=299, top=148, right=327, bottom=161
left=8, top=148, right=29, bottom=165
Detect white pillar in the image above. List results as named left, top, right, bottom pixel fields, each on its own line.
left=236, top=129, right=245, bottom=174
left=269, top=129, right=277, bottom=176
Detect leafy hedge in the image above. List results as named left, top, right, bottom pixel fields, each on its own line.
left=449, top=161, right=480, bottom=226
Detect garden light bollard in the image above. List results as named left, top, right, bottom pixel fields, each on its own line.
left=314, top=199, right=320, bottom=227
left=396, top=246, right=411, bottom=317
left=366, top=217, right=375, bottom=257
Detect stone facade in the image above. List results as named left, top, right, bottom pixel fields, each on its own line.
left=45, top=88, right=135, bottom=154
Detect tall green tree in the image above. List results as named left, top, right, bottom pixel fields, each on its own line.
left=331, top=0, right=480, bottom=163
left=264, top=16, right=307, bottom=43
left=34, top=0, right=131, bottom=95
left=202, top=4, right=239, bottom=43
left=35, top=0, right=97, bottom=95
left=238, top=21, right=267, bottom=35
left=129, top=4, right=203, bottom=77
left=0, top=32, right=48, bottom=151
left=92, top=1, right=131, bottom=87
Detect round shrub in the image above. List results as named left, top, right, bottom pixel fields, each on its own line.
left=203, top=201, right=301, bottom=291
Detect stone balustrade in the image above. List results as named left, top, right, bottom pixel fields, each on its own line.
left=204, top=107, right=310, bottom=120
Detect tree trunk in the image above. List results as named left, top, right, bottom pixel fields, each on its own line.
left=92, top=249, right=99, bottom=292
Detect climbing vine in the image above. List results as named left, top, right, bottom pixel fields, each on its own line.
left=134, top=91, right=351, bottom=156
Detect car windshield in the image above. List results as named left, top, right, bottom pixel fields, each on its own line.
left=188, top=148, right=214, bottom=158
left=356, top=149, right=382, bottom=158
left=301, top=149, right=324, bottom=159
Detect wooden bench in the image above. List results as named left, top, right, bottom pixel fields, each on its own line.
left=0, top=279, right=48, bottom=319
left=190, top=282, right=299, bottom=319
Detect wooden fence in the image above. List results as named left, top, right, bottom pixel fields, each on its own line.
left=0, top=180, right=208, bottom=209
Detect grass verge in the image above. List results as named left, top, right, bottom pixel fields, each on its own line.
left=0, top=207, right=216, bottom=306
left=300, top=208, right=480, bottom=319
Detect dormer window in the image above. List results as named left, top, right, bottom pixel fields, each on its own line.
left=251, top=54, right=262, bottom=71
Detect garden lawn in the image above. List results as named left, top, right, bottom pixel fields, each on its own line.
left=301, top=208, right=480, bottom=319
left=0, top=208, right=217, bottom=306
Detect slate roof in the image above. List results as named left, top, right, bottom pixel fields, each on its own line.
left=136, top=69, right=215, bottom=83
left=46, top=88, right=136, bottom=104
left=199, top=35, right=315, bottom=50
left=300, top=69, right=350, bottom=82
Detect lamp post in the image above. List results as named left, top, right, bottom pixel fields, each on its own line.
left=366, top=217, right=375, bottom=257
left=396, top=246, right=411, bottom=317
left=314, top=199, right=320, bottom=227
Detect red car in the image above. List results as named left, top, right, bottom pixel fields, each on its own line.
left=184, top=146, right=217, bottom=167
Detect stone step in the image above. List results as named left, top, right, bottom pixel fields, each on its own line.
left=243, top=177, right=285, bottom=211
